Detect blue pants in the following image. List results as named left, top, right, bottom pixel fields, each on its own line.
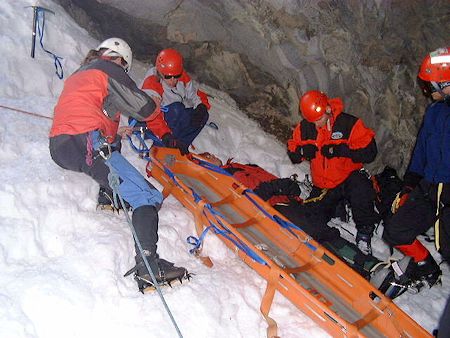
left=105, top=151, right=163, bottom=209
left=90, top=131, right=163, bottom=210
left=164, top=102, right=208, bottom=146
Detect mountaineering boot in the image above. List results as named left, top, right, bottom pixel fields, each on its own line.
left=96, top=186, right=131, bottom=212
left=124, top=251, right=189, bottom=292
left=370, top=254, right=442, bottom=298
left=370, top=256, right=413, bottom=299
left=356, top=232, right=372, bottom=255
left=408, top=254, right=442, bottom=290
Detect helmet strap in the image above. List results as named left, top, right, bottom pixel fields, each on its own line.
left=431, top=81, right=450, bottom=105
left=431, top=81, right=443, bottom=94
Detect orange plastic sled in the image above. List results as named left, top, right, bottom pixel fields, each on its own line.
left=146, top=147, right=431, bottom=338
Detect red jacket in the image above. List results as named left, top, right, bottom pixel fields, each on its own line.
left=287, top=98, right=376, bottom=189
left=141, top=68, right=210, bottom=138
left=50, top=59, right=155, bottom=143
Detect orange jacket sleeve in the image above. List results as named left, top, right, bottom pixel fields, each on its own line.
left=348, top=119, right=375, bottom=150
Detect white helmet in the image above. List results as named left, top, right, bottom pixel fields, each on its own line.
left=96, top=37, right=132, bottom=72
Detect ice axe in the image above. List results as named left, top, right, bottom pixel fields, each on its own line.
left=27, top=4, right=55, bottom=58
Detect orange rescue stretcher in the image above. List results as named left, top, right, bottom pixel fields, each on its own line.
left=146, top=147, right=431, bottom=338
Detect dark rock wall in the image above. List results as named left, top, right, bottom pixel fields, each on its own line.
left=57, top=0, right=450, bottom=174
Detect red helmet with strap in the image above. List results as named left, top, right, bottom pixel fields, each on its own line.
left=156, top=48, right=183, bottom=76
left=417, top=47, right=450, bottom=97
left=299, top=90, right=329, bottom=122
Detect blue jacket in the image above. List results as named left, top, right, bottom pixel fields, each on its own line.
left=408, top=101, right=450, bottom=183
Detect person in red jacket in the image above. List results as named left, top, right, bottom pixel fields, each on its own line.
left=49, top=38, right=187, bottom=292
left=287, top=90, right=380, bottom=255
left=139, top=48, right=210, bottom=153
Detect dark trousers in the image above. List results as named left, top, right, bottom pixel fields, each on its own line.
left=274, top=201, right=379, bottom=278
left=308, top=170, right=380, bottom=236
left=164, top=102, right=208, bottom=146
left=49, top=133, right=111, bottom=189
left=383, top=180, right=450, bottom=261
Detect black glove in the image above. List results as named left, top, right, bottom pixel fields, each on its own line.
left=161, top=133, right=189, bottom=155
left=272, top=178, right=302, bottom=196
left=288, top=144, right=318, bottom=163
left=287, top=149, right=302, bottom=163
left=254, top=178, right=301, bottom=200
left=191, top=104, right=209, bottom=127
left=300, top=144, right=318, bottom=160
left=321, top=143, right=351, bottom=158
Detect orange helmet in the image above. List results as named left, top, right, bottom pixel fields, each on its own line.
left=156, top=48, right=183, bottom=76
left=417, top=47, right=450, bottom=96
left=299, top=90, right=329, bottom=122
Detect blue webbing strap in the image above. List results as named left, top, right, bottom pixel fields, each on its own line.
left=192, top=157, right=234, bottom=176
left=36, top=8, right=63, bottom=79
left=186, top=207, right=268, bottom=266
left=185, top=188, right=267, bottom=265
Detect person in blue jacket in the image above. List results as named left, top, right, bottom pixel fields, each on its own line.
left=382, top=47, right=450, bottom=295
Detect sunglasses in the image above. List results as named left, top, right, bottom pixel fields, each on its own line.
left=163, top=73, right=182, bottom=80
left=417, top=77, right=450, bottom=97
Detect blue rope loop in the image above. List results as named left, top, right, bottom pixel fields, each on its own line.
left=186, top=209, right=268, bottom=266
left=36, top=8, right=64, bottom=79
left=186, top=225, right=213, bottom=254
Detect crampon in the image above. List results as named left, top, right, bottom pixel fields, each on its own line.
left=134, top=271, right=192, bottom=293
left=401, top=270, right=442, bottom=295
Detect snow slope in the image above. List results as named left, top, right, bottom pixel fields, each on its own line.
left=0, top=1, right=448, bottom=337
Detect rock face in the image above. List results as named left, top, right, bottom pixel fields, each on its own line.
left=58, top=0, right=450, bottom=174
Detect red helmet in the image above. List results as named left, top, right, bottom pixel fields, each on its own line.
left=299, top=90, right=329, bottom=122
left=417, top=47, right=450, bottom=96
left=156, top=48, right=183, bottom=76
